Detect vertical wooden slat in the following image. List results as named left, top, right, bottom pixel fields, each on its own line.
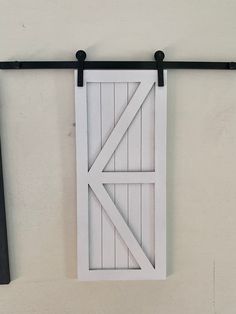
left=114, top=83, right=129, bottom=268
left=155, top=73, right=167, bottom=278
left=127, top=82, right=141, bottom=268
left=75, top=76, right=90, bottom=278
left=101, top=83, right=115, bottom=268
left=87, top=83, right=102, bottom=269
left=141, top=85, right=155, bottom=266
left=0, top=143, right=10, bottom=284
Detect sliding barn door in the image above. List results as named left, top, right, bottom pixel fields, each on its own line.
left=75, top=70, right=167, bottom=280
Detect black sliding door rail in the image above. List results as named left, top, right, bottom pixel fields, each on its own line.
left=0, top=60, right=236, bottom=70
left=0, top=50, right=236, bottom=284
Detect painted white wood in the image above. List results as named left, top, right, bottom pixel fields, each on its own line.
left=141, top=84, right=155, bottom=266
left=101, top=83, right=115, bottom=268
left=89, top=182, right=154, bottom=272
left=155, top=73, right=167, bottom=278
left=89, top=172, right=155, bottom=184
left=113, top=83, right=129, bottom=269
left=89, top=80, right=154, bottom=175
left=75, top=76, right=89, bottom=279
left=84, top=70, right=155, bottom=83
left=87, top=83, right=102, bottom=270
left=127, top=82, right=141, bottom=268
left=85, top=268, right=163, bottom=281
left=75, top=70, right=167, bottom=280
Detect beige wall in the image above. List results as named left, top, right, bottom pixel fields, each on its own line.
left=0, top=0, right=236, bottom=313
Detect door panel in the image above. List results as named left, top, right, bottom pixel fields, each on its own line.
left=75, top=70, right=167, bottom=280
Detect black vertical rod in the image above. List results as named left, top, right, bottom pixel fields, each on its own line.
left=0, top=143, right=10, bottom=284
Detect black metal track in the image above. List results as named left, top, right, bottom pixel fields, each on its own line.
left=0, top=60, right=235, bottom=70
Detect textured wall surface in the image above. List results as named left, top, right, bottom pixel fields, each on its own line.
left=0, top=0, right=236, bottom=313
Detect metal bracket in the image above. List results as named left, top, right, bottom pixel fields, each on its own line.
left=154, top=50, right=165, bottom=87
left=76, top=50, right=87, bottom=87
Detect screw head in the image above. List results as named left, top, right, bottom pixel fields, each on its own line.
left=154, top=50, right=165, bottom=61
left=76, top=50, right=87, bottom=61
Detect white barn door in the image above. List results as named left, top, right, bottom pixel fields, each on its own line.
left=75, top=70, right=167, bottom=280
